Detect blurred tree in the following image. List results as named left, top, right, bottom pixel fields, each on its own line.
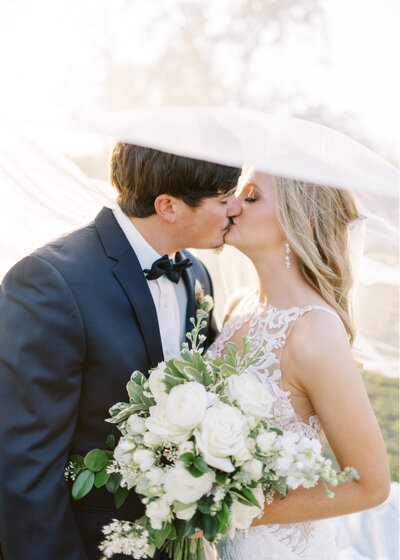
left=92, top=0, right=324, bottom=111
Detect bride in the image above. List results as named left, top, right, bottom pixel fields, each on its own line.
left=204, top=169, right=391, bottom=560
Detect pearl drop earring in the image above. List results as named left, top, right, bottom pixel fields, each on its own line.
left=285, top=242, right=291, bottom=269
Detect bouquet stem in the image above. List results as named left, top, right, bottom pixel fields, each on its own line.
left=164, top=537, right=204, bottom=560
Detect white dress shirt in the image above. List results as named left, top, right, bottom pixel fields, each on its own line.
left=113, top=206, right=188, bottom=359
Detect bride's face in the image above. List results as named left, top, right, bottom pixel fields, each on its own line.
left=224, top=170, right=285, bottom=253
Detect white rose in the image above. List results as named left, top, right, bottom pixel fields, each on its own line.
left=226, top=372, right=273, bottom=418
left=132, top=449, right=155, bottom=471
left=164, top=465, right=214, bottom=504
left=114, top=438, right=136, bottom=465
left=228, top=487, right=265, bottom=539
left=195, top=402, right=249, bottom=472
left=165, top=382, right=207, bottom=430
left=126, top=414, right=146, bottom=435
left=256, top=432, right=277, bottom=453
left=233, top=446, right=252, bottom=466
left=143, top=431, right=163, bottom=448
left=148, top=363, right=168, bottom=402
left=243, top=459, right=263, bottom=481
left=145, top=399, right=191, bottom=443
left=175, top=504, right=197, bottom=520
left=146, top=498, right=171, bottom=529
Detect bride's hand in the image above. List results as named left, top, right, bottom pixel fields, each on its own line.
left=190, top=529, right=204, bottom=538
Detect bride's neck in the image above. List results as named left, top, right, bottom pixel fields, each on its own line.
left=251, top=251, right=317, bottom=309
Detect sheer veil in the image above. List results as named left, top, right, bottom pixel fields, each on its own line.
left=0, top=107, right=398, bottom=376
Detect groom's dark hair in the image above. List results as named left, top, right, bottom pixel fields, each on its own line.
left=109, top=142, right=241, bottom=218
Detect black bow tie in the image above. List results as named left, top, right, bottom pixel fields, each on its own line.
left=143, top=254, right=193, bottom=284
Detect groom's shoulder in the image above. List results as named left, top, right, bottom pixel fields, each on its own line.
left=33, top=220, right=99, bottom=263
left=20, top=208, right=116, bottom=276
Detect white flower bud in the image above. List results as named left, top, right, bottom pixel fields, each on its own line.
left=243, top=459, right=263, bottom=481
left=178, top=440, right=195, bottom=456
left=143, top=431, right=163, bottom=448
left=256, top=431, right=277, bottom=453
left=132, top=449, right=155, bottom=471
left=126, top=414, right=146, bottom=435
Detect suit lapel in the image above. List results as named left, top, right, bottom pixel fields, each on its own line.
left=177, top=250, right=196, bottom=346
left=95, top=207, right=164, bottom=368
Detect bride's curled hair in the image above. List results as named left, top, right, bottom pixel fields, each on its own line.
left=273, top=177, right=360, bottom=344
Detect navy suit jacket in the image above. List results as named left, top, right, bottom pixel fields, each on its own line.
left=0, top=207, right=217, bottom=560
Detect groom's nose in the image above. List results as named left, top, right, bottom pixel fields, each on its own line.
left=227, top=195, right=242, bottom=217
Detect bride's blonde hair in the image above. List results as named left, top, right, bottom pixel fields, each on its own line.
left=273, top=176, right=360, bottom=344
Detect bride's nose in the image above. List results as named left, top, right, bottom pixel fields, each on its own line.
left=227, top=196, right=242, bottom=217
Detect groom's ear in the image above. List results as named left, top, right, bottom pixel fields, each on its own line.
left=154, top=194, right=177, bottom=224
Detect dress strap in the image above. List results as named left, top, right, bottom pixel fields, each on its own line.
left=302, top=304, right=342, bottom=323
left=280, top=305, right=345, bottom=353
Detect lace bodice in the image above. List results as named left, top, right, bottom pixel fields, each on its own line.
left=208, top=288, right=342, bottom=560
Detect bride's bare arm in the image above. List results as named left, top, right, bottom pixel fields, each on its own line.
left=252, top=311, right=391, bottom=526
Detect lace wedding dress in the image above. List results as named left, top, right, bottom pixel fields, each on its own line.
left=206, top=288, right=341, bottom=560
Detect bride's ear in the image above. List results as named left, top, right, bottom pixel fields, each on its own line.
left=154, top=194, right=177, bottom=224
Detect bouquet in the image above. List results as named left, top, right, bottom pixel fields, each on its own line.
left=66, top=290, right=358, bottom=560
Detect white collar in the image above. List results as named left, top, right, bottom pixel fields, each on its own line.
left=113, top=205, right=165, bottom=270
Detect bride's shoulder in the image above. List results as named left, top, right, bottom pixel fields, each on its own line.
left=222, top=286, right=255, bottom=322
left=284, top=307, right=354, bottom=380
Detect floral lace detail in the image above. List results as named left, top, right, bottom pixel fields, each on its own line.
left=207, top=287, right=339, bottom=560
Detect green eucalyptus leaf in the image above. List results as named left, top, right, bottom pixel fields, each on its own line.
left=192, top=456, right=208, bottom=473
left=84, top=449, right=109, bottom=472
left=106, top=472, right=123, bottom=494
left=186, top=465, right=205, bottom=478
left=106, top=434, right=116, bottom=450
left=200, top=514, right=218, bottom=542
left=197, top=496, right=213, bottom=514
left=114, top=486, right=129, bottom=508
left=154, top=521, right=172, bottom=549
left=216, top=502, right=230, bottom=525
left=72, top=470, right=95, bottom=500
left=179, top=452, right=194, bottom=466
left=215, top=471, right=228, bottom=485
left=183, top=513, right=200, bottom=537
left=94, top=466, right=110, bottom=488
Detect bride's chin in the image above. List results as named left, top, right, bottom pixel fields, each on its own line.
left=223, top=228, right=236, bottom=246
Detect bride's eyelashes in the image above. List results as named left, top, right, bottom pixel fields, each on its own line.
left=245, top=195, right=258, bottom=203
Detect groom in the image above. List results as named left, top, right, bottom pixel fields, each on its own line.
left=0, top=142, right=241, bottom=560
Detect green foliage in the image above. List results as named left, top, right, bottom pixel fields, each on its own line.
left=114, top=486, right=129, bottom=508
left=84, top=449, right=109, bottom=472
left=72, top=470, right=95, bottom=500
left=94, top=466, right=110, bottom=488
left=106, top=472, right=123, bottom=494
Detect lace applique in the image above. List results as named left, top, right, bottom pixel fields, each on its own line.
left=208, top=288, right=337, bottom=560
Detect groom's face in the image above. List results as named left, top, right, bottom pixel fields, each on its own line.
left=176, top=188, right=241, bottom=249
